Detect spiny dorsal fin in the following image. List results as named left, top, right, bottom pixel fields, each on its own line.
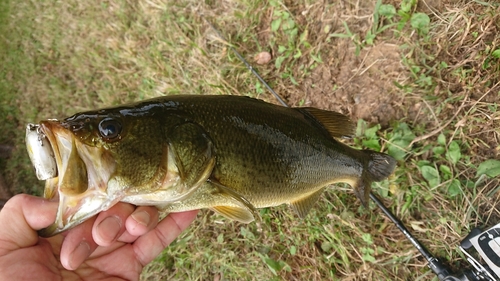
left=290, top=187, right=326, bottom=218
left=211, top=206, right=255, bottom=223
left=300, top=107, right=355, bottom=139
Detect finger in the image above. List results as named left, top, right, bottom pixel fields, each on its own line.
left=59, top=216, right=98, bottom=270
left=132, top=210, right=198, bottom=266
left=91, top=207, right=159, bottom=256
left=0, top=194, right=57, bottom=253
left=123, top=206, right=160, bottom=238
left=60, top=202, right=134, bottom=270
left=92, top=202, right=135, bottom=247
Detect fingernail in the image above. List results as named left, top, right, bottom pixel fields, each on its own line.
left=97, top=216, right=122, bottom=243
left=131, top=211, right=150, bottom=227
left=68, top=241, right=90, bottom=270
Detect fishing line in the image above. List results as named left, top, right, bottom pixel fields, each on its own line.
left=205, top=18, right=461, bottom=280
left=202, top=18, right=288, bottom=107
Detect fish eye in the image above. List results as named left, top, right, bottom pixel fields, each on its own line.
left=98, top=118, right=122, bottom=141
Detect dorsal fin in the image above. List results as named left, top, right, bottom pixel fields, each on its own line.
left=299, top=107, right=355, bottom=139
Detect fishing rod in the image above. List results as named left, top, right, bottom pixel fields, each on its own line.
left=205, top=19, right=500, bottom=281
left=369, top=193, right=495, bottom=281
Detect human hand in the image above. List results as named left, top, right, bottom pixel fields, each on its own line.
left=0, top=194, right=198, bottom=281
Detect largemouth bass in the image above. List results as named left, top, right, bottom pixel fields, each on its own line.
left=25, top=95, right=396, bottom=236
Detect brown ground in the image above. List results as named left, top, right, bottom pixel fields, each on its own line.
left=252, top=0, right=408, bottom=127
left=250, top=0, right=499, bottom=162
left=303, top=41, right=406, bottom=126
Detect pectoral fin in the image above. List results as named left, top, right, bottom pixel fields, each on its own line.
left=290, top=187, right=326, bottom=218
left=209, top=179, right=259, bottom=223
left=211, top=206, right=255, bottom=223
left=160, top=180, right=258, bottom=224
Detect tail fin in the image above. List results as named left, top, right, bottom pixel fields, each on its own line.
left=354, top=151, right=397, bottom=206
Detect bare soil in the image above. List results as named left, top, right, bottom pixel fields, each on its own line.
left=256, top=1, right=409, bottom=127
left=301, top=41, right=406, bottom=127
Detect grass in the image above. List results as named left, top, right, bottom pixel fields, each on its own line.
left=1, top=0, right=499, bottom=280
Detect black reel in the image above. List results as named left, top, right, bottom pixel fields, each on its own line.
left=370, top=192, right=499, bottom=281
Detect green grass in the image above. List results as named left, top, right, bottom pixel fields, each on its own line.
left=1, top=0, right=500, bottom=280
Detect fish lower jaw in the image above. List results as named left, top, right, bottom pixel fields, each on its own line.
left=40, top=191, right=121, bottom=237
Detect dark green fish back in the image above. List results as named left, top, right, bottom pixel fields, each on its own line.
left=67, top=95, right=395, bottom=208
left=142, top=95, right=393, bottom=207
left=37, top=95, right=397, bottom=236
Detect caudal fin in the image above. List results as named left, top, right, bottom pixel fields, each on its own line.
left=354, top=151, right=397, bottom=206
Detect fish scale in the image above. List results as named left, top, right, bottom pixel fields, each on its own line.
left=26, top=95, right=396, bottom=236
left=163, top=96, right=360, bottom=205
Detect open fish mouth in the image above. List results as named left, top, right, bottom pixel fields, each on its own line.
left=25, top=119, right=188, bottom=237
left=26, top=121, right=117, bottom=236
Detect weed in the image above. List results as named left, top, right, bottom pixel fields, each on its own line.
left=269, top=0, right=311, bottom=85
left=477, top=160, right=500, bottom=178
left=330, top=0, right=431, bottom=57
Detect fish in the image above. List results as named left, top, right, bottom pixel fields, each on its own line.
left=25, top=95, right=396, bottom=237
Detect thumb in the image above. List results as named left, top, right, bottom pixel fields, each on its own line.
left=0, top=194, right=57, bottom=253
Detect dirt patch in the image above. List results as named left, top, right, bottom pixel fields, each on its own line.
left=258, top=1, right=410, bottom=127
left=302, top=41, right=406, bottom=126
left=253, top=1, right=409, bottom=127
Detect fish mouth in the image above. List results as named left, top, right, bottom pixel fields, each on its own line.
left=26, top=121, right=118, bottom=237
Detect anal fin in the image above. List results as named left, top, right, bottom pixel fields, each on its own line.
left=290, top=187, right=326, bottom=218
left=211, top=206, right=255, bottom=223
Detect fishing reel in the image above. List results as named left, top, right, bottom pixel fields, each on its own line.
left=370, top=193, right=500, bottom=281
left=450, top=223, right=500, bottom=281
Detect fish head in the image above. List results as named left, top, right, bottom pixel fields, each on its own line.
left=28, top=108, right=187, bottom=236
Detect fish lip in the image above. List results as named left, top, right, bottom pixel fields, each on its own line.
left=25, top=123, right=58, bottom=180
left=39, top=120, right=67, bottom=200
